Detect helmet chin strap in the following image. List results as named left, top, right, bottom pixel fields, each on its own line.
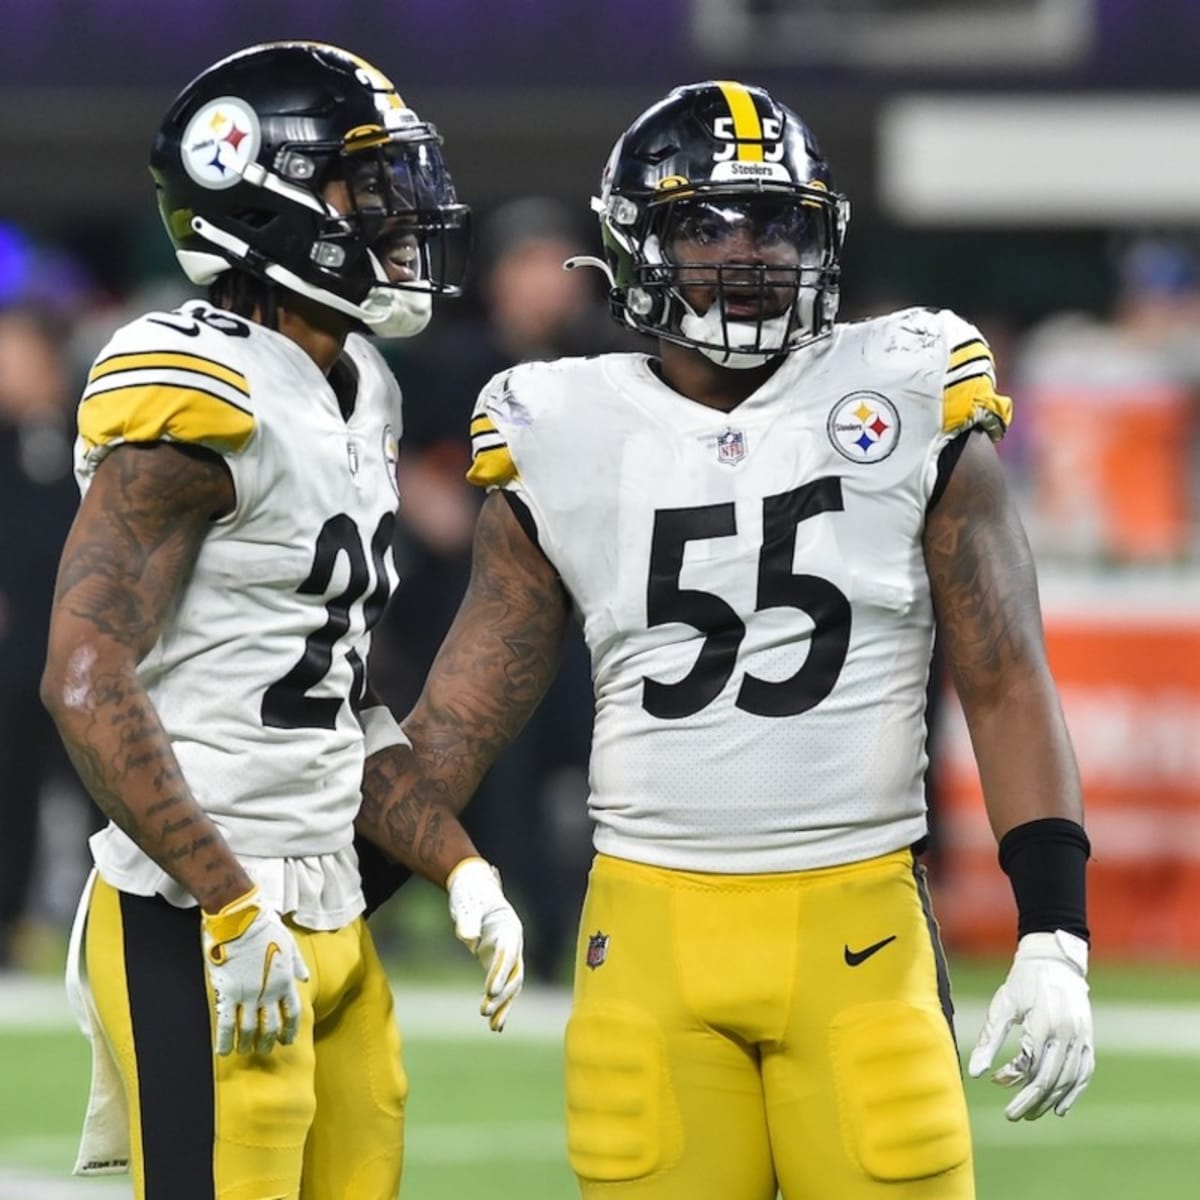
left=188, top=216, right=431, bottom=339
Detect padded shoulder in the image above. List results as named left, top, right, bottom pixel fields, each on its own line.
left=933, top=308, right=1012, bottom=440
left=78, top=305, right=256, bottom=457
left=466, top=357, right=602, bottom=488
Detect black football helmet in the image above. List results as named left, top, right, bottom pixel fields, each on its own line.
left=150, top=41, right=469, bottom=337
left=578, top=81, right=848, bottom=367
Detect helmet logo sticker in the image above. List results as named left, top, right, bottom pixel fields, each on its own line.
left=827, top=391, right=901, bottom=464
left=181, top=97, right=262, bottom=190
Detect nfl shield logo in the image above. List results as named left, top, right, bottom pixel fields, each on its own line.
left=716, top=428, right=746, bottom=466
left=585, top=931, right=609, bottom=970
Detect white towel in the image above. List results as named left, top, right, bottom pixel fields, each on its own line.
left=64, top=868, right=131, bottom=1176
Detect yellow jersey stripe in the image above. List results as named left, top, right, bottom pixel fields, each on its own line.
left=466, top=446, right=518, bottom=488
left=79, top=384, right=256, bottom=453
left=716, top=81, right=764, bottom=163
left=947, top=339, right=992, bottom=371
left=470, top=415, right=497, bottom=434
left=942, top=374, right=1013, bottom=440
left=89, top=351, right=250, bottom=396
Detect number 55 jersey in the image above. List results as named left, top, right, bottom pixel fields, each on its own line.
left=468, top=307, right=1011, bottom=875
left=74, top=302, right=402, bottom=927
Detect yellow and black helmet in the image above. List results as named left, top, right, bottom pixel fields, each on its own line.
left=588, top=81, right=849, bottom=366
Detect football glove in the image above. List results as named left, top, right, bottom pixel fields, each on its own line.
left=969, top=929, right=1094, bottom=1120
left=201, top=885, right=310, bottom=1056
left=446, top=857, right=525, bottom=1032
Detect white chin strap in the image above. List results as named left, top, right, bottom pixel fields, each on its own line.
left=185, top=216, right=433, bottom=340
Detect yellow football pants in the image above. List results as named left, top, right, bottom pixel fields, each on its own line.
left=565, top=849, right=973, bottom=1200
left=85, top=877, right=407, bottom=1199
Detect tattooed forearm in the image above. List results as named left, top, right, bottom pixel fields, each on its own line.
left=923, top=432, right=1082, bottom=833
left=42, top=443, right=250, bottom=910
left=357, top=745, right=469, bottom=884
left=356, top=492, right=571, bottom=881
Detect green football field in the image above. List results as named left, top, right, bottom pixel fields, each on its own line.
left=1, top=960, right=1197, bottom=1199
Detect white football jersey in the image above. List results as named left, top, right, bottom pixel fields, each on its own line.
left=74, top=301, right=403, bottom=926
left=468, top=307, right=1011, bottom=873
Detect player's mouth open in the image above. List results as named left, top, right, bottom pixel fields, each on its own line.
left=721, top=292, right=788, bottom=320
left=378, top=236, right=419, bottom=284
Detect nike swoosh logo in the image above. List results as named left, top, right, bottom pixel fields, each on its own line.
left=260, top=941, right=281, bottom=992
left=147, top=316, right=200, bottom=336
left=844, top=935, right=897, bottom=966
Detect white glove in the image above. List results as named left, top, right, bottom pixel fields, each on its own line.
left=446, top=857, right=525, bottom=1032
left=969, top=929, right=1094, bottom=1120
left=201, top=885, right=310, bottom=1056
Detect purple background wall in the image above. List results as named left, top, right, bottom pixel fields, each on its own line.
left=1, top=0, right=1198, bottom=88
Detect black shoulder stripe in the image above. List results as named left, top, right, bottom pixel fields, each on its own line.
left=501, top=489, right=542, bottom=553
left=927, top=427, right=981, bottom=512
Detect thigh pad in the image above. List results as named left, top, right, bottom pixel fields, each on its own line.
left=565, top=1003, right=679, bottom=1183
left=830, top=1001, right=970, bottom=1183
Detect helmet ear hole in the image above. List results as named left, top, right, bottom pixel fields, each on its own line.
left=230, top=208, right=278, bottom=230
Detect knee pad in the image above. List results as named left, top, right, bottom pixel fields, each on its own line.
left=829, top=1001, right=971, bottom=1182
left=564, top=1003, right=679, bottom=1183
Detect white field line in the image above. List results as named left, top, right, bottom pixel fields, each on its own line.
left=2, top=977, right=1197, bottom=1055
left=3, top=1099, right=1199, bottom=1199
left=0, top=1177, right=131, bottom=1200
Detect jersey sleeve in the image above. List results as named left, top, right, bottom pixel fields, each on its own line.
left=465, top=369, right=520, bottom=489
left=938, top=310, right=1013, bottom=441
left=77, top=314, right=256, bottom=470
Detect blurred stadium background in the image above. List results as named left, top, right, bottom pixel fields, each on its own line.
left=2, top=2, right=1199, bottom=1197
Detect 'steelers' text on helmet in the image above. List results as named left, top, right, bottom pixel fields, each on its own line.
left=587, top=81, right=849, bottom=368
left=150, top=41, right=470, bottom=338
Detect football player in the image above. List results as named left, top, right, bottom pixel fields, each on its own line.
left=354, top=82, right=1094, bottom=1199
left=41, top=41, right=523, bottom=1200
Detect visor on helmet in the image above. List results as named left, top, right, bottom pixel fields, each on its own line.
left=331, top=137, right=470, bottom=297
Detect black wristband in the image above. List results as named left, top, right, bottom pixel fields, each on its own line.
left=997, top=817, right=1091, bottom=942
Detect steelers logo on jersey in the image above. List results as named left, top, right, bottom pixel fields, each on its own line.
left=181, top=96, right=262, bottom=190
left=382, top=424, right=400, bottom=498
left=827, top=390, right=901, bottom=464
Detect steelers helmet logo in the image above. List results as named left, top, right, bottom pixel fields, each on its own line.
left=181, top=97, right=261, bottom=190
left=827, top=391, right=901, bottom=464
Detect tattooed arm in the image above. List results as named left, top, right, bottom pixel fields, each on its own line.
left=922, top=431, right=1082, bottom=838
left=356, top=491, right=571, bottom=886
left=40, top=442, right=253, bottom=912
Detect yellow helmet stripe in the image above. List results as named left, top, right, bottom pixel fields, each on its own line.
left=715, top=81, right=764, bottom=163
